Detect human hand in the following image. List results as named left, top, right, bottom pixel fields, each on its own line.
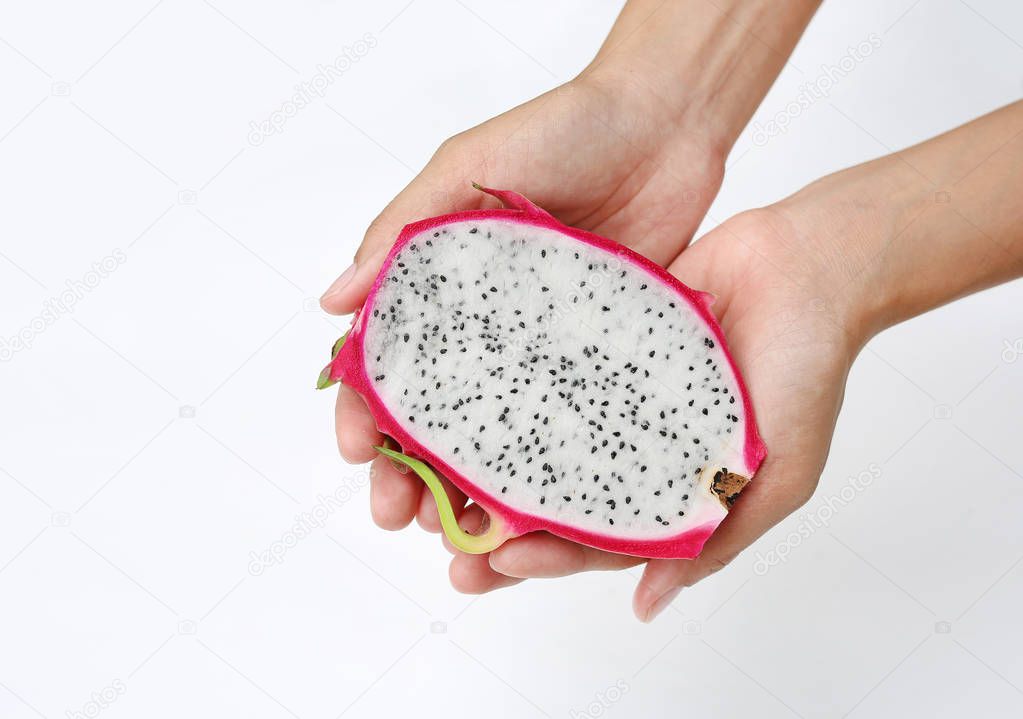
left=441, top=99, right=1023, bottom=620
left=322, top=72, right=733, bottom=498
left=320, top=0, right=824, bottom=534
left=320, top=0, right=822, bottom=314
left=440, top=204, right=861, bottom=619
left=316, top=0, right=836, bottom=608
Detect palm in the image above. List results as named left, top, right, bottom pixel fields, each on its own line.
left=671, top=211, right=851, bottom=531
left=472, top=211, right=855, bottom=618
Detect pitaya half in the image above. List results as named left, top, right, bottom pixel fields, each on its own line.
left=319, top=186, right=766, bottom=559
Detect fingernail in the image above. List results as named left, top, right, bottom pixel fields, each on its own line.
left=320, top=262, right=358, bottom=303
left=645, top=587, right=682, bottom=623
left=388, top=458, right=409, bottom=474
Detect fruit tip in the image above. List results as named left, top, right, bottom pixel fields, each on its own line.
left=331, top=333, right=348, bottom=360
left=316, top=332, right=348, bottom=389
left=316, top=364, right=337, bottom=390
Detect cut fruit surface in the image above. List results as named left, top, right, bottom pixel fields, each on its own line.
left=320, top=186, right=765, bottom=558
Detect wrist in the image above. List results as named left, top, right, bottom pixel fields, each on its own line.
left=579, top=0, right=821, bottom=154
left=576, top=60, right=735, bottom=160
left=771, top=157, right=934, bottom=348
left=775, top=101, right=1023, bottom=347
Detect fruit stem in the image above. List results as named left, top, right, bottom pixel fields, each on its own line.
left=375, top=446, right=509, bottom=554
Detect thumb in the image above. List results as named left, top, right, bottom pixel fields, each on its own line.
left=320, top=144, right=481, bottom=315
left=632, top=458, right=813, bottom=622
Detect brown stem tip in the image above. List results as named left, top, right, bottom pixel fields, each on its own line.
left=711, top=469, right=750, bottom=509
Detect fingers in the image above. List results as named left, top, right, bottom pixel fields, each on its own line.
left=334, top=369, right=471, bottom=539
left=337, top=383, right=423, bottom=532
left=334, top=384, right=382, bottom=463
left=446, top=504, right=523, bottom=593
left=445, top=528, right=642, bottom=595
left=441, top=477, right=802, bottom=603
left=633, top=459, right=811, bottom=622
left=449, top=552, right=524, bottom=594
left=320, top=147, right=479, bottom=316
left=489, top=532, right=643, bottom=578
left=369, top=454, right=421, bottom=531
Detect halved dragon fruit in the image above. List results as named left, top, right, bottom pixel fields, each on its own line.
left=319, top=186, right=766, bottom=559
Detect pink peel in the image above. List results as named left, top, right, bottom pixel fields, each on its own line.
left=319, top=185, right=766, bottom=559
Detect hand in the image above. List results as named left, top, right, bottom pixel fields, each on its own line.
left=444, top=97, right=1023, bottom=620
left=442, top=205, right=861, bottom=619
left=319, top=0, right=823, bottom=314
left=320, top=0, right=825, bottom=522
left=318, top=0, right=839, bottom=612
left=323, top=74, right=734, bottom=533
left=321, top=72, right=728, bottom=311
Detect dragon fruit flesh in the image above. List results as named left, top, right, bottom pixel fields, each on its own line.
left=319, top=186, right=766, bottom=559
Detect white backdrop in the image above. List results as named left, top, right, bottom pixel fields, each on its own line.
left=2, top=1, right=1022, bottom=717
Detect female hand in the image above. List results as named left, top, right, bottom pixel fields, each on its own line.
left=320, top=0, right=822, bottom=538
left=445, top=100, right=1023, bottom=620
left=324, top=74, right=730, bottom=511
left=443, top=204, right=860, bottom=619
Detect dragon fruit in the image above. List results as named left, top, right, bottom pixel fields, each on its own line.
left=319, top=185, right=766, bottom=559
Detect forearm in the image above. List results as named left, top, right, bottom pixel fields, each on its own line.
left=779, top=100, right=1023, bottom=341
left=866, top=101, right=1023, bottom=330
left=582, top=0, right=822, bottom=151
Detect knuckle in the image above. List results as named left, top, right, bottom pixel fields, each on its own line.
left=785, top=477, right=820, bottom=512
left=357, top=211, right=406, bottom=266
left=358, top=213, right=390, bottom=260
left=433, top=133, right=464, bottom=160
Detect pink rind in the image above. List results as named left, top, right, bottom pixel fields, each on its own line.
left=331, top=188, right=767, bottom=559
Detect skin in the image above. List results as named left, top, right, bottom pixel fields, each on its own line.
left=320, top=0, right=823, bottom=313
left=321, top=2, right=1023, bottom=621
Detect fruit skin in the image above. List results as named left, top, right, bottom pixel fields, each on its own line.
left=321, top=185, right=767, bottom=559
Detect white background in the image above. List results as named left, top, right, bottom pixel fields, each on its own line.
left=2, top=1, right=1022, bottom=717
